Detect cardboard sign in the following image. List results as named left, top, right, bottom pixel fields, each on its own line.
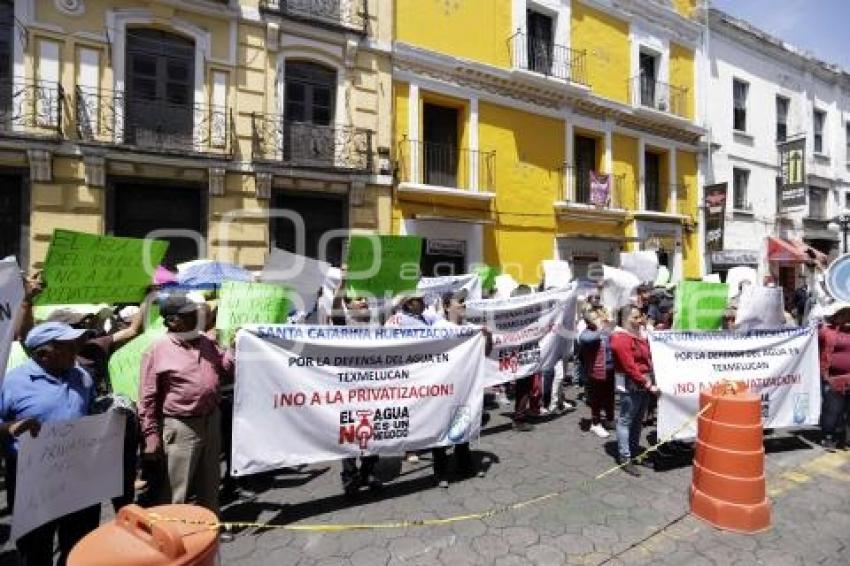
left=37, top=230, right=168, bottom=305
left=216, top=281, right=289, bottom=344
left=345, top=235, right=422, bottom=297
left=672, top=281, right=729, bottom=331
left=12, top=412, right=125, bottom=540
left=261, top=249, right=330, bottom=315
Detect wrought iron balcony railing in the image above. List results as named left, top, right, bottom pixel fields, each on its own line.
left=509, top=31, right=588, bottom=86
left=559, top=166, right=624, bottom=208
left=644, top=182, right=689, bottom=214
left=75, top=87, right=233, bottom=156
left=251, top=113, right=374, bottom=172
left=397, top=137, right=496, bottom=192
left=259, top=0, right=368, bottom=34
left=628, top=76, right=689, bottom=119
left=0, top=80, right=63, bottom=137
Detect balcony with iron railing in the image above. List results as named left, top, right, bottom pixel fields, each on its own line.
left=75, top=87, right=233, bottom=156
left=559, top=166, right=625, bottom=209
left=259, top=0, right=368, bottom=34
left=0, top=80, right=64, bottom=138
left=252, top=113, right=374, bottom=172
left=508, top=31, right=588, bottom=86
left=628, top=76, right=689, bottom=119
left=397, top=136, right=496, bottom=196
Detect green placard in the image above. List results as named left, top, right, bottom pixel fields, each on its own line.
left=473, top=264, right=501, bottom=292
left=216, top=281, right=289, bottom=344
left=108, top=319, right=166, bottom=402
left=36, top=230, right=168, bottom=305
left=672, top=281, right=729, bottom=331
left=345, top=235, right=423, bottom=296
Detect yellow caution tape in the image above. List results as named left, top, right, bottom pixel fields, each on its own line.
left=147, top=401, right=715, bottom=534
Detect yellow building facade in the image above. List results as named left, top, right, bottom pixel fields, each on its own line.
left=392, top=0, right=705, bottom=283
left=0, top=0, right=393, bottom=271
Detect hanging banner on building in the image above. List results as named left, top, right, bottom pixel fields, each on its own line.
left=12, top=412, right=125, bottom=540
left=649, top=326, right=820, bottom=440
left=778, top=138, right=806, bottom=210
left=589, top=172, right=611, bottom=207
left=704, top=182, right=727, bottom=254
left=0, top=259, right=24, bottom=381
left=465, top=288, right=577, bottom=386
left=37, top=230, right=168, bottom=305
left=231, top=325, right=485, bottom=475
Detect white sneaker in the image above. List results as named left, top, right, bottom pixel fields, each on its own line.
left=590, top=423, right=610, bottom=438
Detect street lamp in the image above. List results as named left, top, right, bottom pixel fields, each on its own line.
left=828, top=214, right=850, bottom=254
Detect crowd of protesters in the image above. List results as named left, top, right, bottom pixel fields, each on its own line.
left=0, top=260, right=846, bottom=565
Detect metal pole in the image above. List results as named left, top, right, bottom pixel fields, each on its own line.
left=843, top=222, right=848, bottom=254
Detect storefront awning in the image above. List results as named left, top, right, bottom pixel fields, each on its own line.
left=766, top=237, right=828, bottom=266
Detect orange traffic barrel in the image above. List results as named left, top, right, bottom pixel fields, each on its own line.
left=68, top=504, right=219, bottom=566
left=690, top=382, right=771, bottom=533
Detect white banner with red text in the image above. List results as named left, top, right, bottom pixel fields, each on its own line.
left=232, top=325, right=485, bottom=475
left=648, top=326, right=821, bottom=440
left=465, top=288, right=577, bottom=386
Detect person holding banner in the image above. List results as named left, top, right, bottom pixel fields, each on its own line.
left=610, top=305, right=658, bottom=477
left=332, top=291, right=383, bottom=497
left=818, top=304, right=850, bottom=451
left=139, top=294, right=233, bottom=514
left=1, top=321, right=100, bottom=565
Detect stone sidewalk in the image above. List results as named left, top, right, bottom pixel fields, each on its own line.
left=1, top=390, right=847, bottom=565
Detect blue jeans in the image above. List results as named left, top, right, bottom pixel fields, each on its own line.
left=617, top=388, right=650, bottom=460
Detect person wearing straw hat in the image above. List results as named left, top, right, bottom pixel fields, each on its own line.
left=818, top=302, right=850, bottom=451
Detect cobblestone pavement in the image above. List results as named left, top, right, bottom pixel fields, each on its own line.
left=2, top=389, right=849, bottom=565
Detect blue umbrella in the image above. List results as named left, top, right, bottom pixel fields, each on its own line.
left=175, top=261, right=253, bottom=289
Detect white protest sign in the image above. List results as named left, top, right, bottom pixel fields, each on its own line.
left=0, top=259, right=24, bottom=381
left=702, top=274, right=721, bottom=283
left=601, top=265, right=640, bottom=310
left=12, top=412, right=125, bottom=540
left=261, top=248, right=331, bottom=315
left=417, top=273, right=483, bottom=312
left=620, top=251, right=658, bottom=284
left=543, top=260, right=573, bottom=289
left=648, top=327, right=820, bottom=440
left=726, top=266, right=758, bottom=300
left=466, top=288, right=577, bottom=386
left=735, top=286, right=785, bottom=331
left=232, top=325, right=485, bottom=475
left=494, top=274, right=519, bottom=299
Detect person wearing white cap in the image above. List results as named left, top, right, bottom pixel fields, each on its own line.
left=1, top=321, right=99, bottom=565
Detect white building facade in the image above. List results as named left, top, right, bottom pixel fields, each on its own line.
left=703, top=9, right=850, bottom=289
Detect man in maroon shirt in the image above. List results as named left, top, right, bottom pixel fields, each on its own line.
left=140, top=294, right=233, bottom=513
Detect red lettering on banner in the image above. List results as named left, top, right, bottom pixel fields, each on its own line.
left=339, top=425, right=356, bottom=444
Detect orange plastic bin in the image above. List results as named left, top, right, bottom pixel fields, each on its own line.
left=68, top=504, right=219, bottom=566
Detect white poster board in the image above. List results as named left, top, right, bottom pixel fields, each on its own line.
left=735, top=286, right=785, bottom=331
left=12, top=412, right=125, bottom=540
left=0, top=259, right=24, bottom=381
left=542, top=260, right=573, bottom=289
left=261, top=249, right=331, bottom=315
left=620, top=251, right=659, bottom=284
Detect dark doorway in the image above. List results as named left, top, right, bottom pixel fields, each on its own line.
left=645, top=152, right=661, bottom=211
left=112, top=182, right=204, bottom=268
left=574, top=135, right=597, bottom=204
left=271, top=192, right=347, bottom=266
left=527, top=10, right=553, bottom=74
left=125, top=29, right=195, bottom=150
left=639, top=51, right=657, bottom=107
left=420, top=238, right=465, bottom=277
left=0, top=174, right=23, bottom=260
left=422, top=103, right=459, bottom=188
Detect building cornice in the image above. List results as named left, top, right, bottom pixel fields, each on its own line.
left=394, top=42, right=706, bottom=145
left=580, top=0, right=704, bottom=46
